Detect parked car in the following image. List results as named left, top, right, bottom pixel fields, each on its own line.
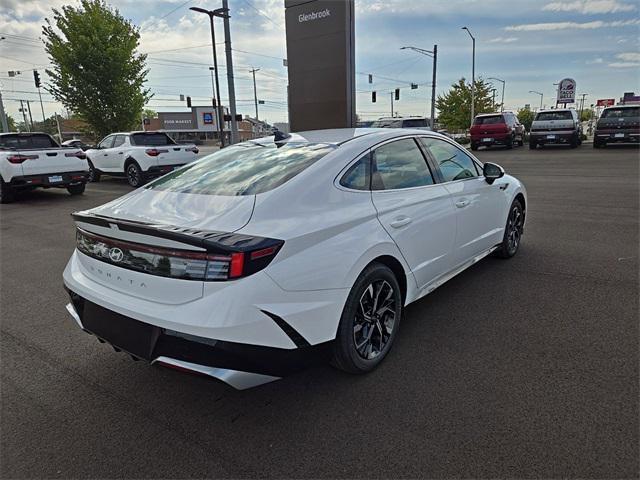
left=62, top=139, right=92, bottom=151
left=530, top=109, right=581, bottom=149
left=594, top=105, right=640, bottom=148
left=371, top=117, right=431, bottom=130
left=0, top=132, right=89, bottom=203
left=470, top=112, right=524, bottom=150
left=63, top=128, right=527, bottom=389
left=85, top=131, right=199, bottom=187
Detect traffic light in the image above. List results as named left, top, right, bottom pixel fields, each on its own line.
left=395, top=88, right=400, bottom=101
left=223, top=114, right=231, bottom=122
left=33, top=70, right=41, bottom=89
left=186, top=96, right=192, bottom=108
left=235, top=114, right=242, bottom=122
left=372, top=91, right=376, bottom=103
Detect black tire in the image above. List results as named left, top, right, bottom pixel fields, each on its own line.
left=505, top=135, right=514, bottom=150
left=518, top=137, right=524, bottom=147
left=0, top=178, right=16, bottom=204
left=529, top=140, right=536, bottom=150
left=495, top=199, right=524, bottom=259
left=594, top=140, right=604, bottom=149
left=471, top=143, right=478, bottom=151
left=67, top=183, right=86, bottom=195
left=125, top=161, right=145, bottom=188
left=569, top=135, right=578, bottom=149
left=331, top=263, right=402, bottom=374
left=87, top=160, right=100, bottom=182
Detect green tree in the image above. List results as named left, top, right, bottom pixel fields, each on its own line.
left=42, top=0, right=152, bottom=138
left=517, top=108, right=535, bottom=132
left=436, top=78, right=494, bottom=131
left=3, top=114, right=16, bottom=132
left=142, top=108, right=157, bottom=119
left=580, top=109, right=593, bottom=122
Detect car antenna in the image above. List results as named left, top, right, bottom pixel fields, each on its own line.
left=273, top=129, right=291, bottom=143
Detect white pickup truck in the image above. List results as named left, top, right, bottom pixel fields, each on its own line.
left=86, top=131, right=199, bottom=187
left=0, top=132, right=89, bottom=204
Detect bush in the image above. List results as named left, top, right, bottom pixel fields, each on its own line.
left=456, top=137, right=470, bottom=145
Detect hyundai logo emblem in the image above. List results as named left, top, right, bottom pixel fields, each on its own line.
left=108, top=247, right=124, bottom=263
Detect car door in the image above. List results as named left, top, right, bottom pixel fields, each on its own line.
left=369, top=137, right=457, bottom=289
left=94, top=135, right=115, bottom=171
left=109, top=135, right=127, bottom=170
left=420, top=137, right=505, bottom=266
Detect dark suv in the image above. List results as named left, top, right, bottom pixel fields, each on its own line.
left=594, top=105, right=640, bottom=148
left=470, top=112, right=524, bottom=150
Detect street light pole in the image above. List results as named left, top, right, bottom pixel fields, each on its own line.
left=462, top=27, right=475, bottom=126
left=190, top=6, right=227, bottom=147
left=400, top=44, right=437, bottom=128
left=489, top=77, right=505, bottom=112
left=529, top=90, right=543, bottom=111
left=250, top=68, right=260, bottom=121
left=390, top=91, right=394, bottom=117
left=579, top=93, right=588, bottom=121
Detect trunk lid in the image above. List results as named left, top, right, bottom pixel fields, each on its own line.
left=471, top=115, right=508, bottom=136
left=18, top=148, right=87, bottom=176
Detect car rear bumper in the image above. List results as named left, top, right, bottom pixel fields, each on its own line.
left=470, top=133, right=511, bottom=145
left=530, top=131, right=576, bottom=144
left=594, top=131, right=640, bottom=143
left=8, top=170, right=89, bottom=189
left=145, top=164, right=186, bottom=177
left=64, top=293, right=330, bottom=389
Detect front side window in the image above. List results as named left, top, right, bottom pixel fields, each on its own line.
left=98, top=136, right=114, bottom=149
left=147, top=142, right=334, bottom=196
left=372, top=139, right=434, bottom=190
left=421, top=137, right=479, bottom=182
left=340, top=153, right=371, bottom=190
left=112, top=135, right=126, bottom=148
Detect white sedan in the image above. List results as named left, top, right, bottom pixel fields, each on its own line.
left=63, top=129, right=527, bottom=389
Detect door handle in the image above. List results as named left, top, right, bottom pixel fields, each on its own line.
left=455, top=199, right=470, bottom=208
left=390, top=216, right=412, bottom=228
left=118, top=152, right=123, bottom=154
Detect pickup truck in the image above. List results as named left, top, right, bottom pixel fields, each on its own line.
left=529, top=109, right=582, bottom=149
left=0, top=132, right=89, bottom=204
left=594, top=105, right=640, bottom=148
left=86, top=131, right=199, bottom=187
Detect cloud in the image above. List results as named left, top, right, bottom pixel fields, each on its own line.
left=542, top=0, right=635, bottom=14
left=505, top=18, right=640, bottom=31
left=586, top=57, right=604, bottom=64
left=608, top=52, right=640, bottom=68
left=487, top=36, right=518, bottom=43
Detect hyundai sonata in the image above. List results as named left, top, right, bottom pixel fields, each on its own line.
left=63, top=129, right=527, bottom=389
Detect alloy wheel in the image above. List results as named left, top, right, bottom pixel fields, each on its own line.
left=507, top=205, right=524, bottom=254
left=127, top=164, right=140, bottom=187
left=353, top=280, right=397, bottom=360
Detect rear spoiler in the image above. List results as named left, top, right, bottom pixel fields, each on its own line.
left=71, top=211, right=279, bottom=254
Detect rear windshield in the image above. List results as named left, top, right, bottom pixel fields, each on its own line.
left=474, top=115, right=504, bottom=125
left=130, top=132, right=176, bottom=146
left=535, top=111, right=573, bottom=121
left=147, top=142, right=335, bottom=196
left=371, top=120, right=401, bottom=128
left=602, top=107, right=640, bottom=118
left=402, top=119, right=428, bottom=128
left=0, top=134, right=59, bottom=149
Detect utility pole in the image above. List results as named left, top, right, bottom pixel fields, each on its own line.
left=390, top=91, right=394, bottom=117
left=489, top=77, right=505, bottom=112
left=579, top=93, right=588, bottom=121
left=26, top=100, right=34, bottom=130
left=19, top=100, right=29, bottom=131
left=250, top=68, right=260, bottom=121
left=399, top=44, right=437, bottom=128
left=491, top=88, right=497, bottom=110
left=222, top=0, right=238, bottom=144
left=0, top=89, right=9, bottom=132
left=54, top=112, right=62, bottom=141
left=462, top=27, right=475, bottom=126
left=209, top=66, right=224, bottom=144
left=33, top=70, right=45, bottom=123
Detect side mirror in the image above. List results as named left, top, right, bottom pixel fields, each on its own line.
left=483, top=162, right=505, bottom=185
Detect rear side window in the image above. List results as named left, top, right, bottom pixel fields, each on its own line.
left=130, top=133, right=176, bottom=146
left=372, top=139, right=434, bottom=190
left=602, top=107, right=640, bottom=118
left=535, top=111, right=573, bottom=121
left=421, top=137, right=479, bottom=182
left=0, top=134, right=58, bottom=149
left=340, top=153, right=371, bottom=190
left=147, top=142, right=334, bottom=196
left=474, top=115, right=504, bottom=125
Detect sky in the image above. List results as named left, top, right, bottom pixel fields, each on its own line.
left=1, top=0, right=639, bottom=125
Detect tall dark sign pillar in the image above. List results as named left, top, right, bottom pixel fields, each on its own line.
left=285, top=0, right=355, bottom=132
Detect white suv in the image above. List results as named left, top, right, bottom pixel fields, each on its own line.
left=86, top=131, right=199, bottom=187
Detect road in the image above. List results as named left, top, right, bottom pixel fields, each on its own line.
left=1, top=144, right=638, bottom=478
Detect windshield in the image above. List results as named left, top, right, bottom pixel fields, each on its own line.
left=147, top=142, right=335, bottom=196
left=0, top=134, right=59, bottom=149
left=602, top=107, right=640, bottom=118
left=474, top=115, right=504, bottom=125
left=130, top=132, right=176, bottom=146
left=535, top=111, right=573, bottom=121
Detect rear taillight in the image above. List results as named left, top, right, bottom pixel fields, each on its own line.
left=145, top=148, right=169, bottom=157
left=66, top=151, right=86, bottom=160
left=7, top=154, right=37, bottom=164
left=76, top=228, right=283, bottom=281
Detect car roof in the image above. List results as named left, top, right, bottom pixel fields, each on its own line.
left=604, top=104, right=637, bottom=109
left=249, top=128, right=444, bottom=147
left=476, top=112, right=504, bottom=117
left=537, top=108, right=574, bottom=113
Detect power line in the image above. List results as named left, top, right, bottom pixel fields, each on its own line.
left=140, top=0, right=196, bottom=32
left=239, top=0, right=283, bottom=28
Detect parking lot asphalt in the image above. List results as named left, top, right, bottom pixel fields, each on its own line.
left=1, top=144, right=638, bottom=479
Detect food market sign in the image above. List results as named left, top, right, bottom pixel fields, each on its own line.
left=557, top=78, right=576, bottom=104
left=285, top=0, right=356, bottom=132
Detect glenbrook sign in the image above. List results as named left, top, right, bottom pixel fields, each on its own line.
left=557, top=78, right=576, bottom=105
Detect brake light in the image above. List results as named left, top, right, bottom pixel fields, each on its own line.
left=7, top=154, right=37, bottom=164
left=76, top=228, right=283, bottom=281
left=145, top=148, right=169, bottom=157
left=66, top=151, right=87, bottom=160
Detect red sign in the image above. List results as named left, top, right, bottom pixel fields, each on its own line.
left=597, top=99, right=615, bottom=107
